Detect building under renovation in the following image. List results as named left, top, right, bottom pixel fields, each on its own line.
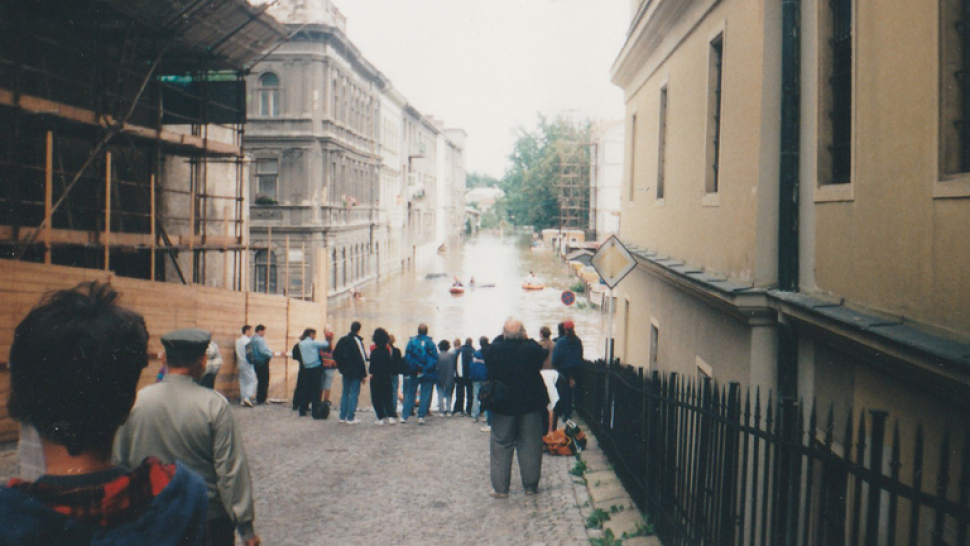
left=0, top=0, right=287, bottom=288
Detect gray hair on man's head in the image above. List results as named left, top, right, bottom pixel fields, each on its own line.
left=502, top=318, right=526, bottom=340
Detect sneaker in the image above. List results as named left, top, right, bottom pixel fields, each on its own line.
left=525, top=488, right=539, bottom=496
left=387, top=417, right=397, bottom=425
left=241, top=398, right=254, bottom=408
left=375, top=419, right=385, bottom=426
left=399, top=419, right=408, bottom=425
left=346, top=419, right=362, bottom=425
left=418, top=417, right=425, bottom=425
left=480, top=425, right=491, bottom=432
left=490, top=492, right=509, bottom=499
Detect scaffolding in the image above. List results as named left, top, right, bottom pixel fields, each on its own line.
left=0, top=0, right=287, bottom=288
left=557, top=137, right=592, bottom=234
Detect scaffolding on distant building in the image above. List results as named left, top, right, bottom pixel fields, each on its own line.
left=556, top=137, right=592, bottom=234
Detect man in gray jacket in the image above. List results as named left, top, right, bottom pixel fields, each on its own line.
left=114, top=328, right=260, bottom=546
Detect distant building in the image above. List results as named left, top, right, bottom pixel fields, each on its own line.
left=589, top=119, right=624, bottom=239
left=465, top=187, right=506, bottom=212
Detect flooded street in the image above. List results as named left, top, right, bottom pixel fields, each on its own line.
left=330, top=233, right=609, bottom=359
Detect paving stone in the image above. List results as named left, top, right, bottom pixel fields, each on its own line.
left=603, top=509, right=646, bottom=537
left=232, top=405, right=592, bottom=546
left=623, top=536, right=663, bottom=546
left=587, top=481, right=630, bottom=505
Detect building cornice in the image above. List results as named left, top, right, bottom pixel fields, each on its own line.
left=610, top=0, right=720, bottom=94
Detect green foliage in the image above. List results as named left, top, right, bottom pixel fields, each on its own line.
left=609, top=504, right=625, bottom=514
left=569, top=457, right=588, bottom=476
left=499, top=114, right=592, bottom=231
left=590, top=529, right=623, bottom=546
left=570, top=280, right=586, bottom=293
left=586, top=508, right=612, bottom=529
left=621, top=515, right=656, bottom=538
left=466, top=172, right=501, bottom=189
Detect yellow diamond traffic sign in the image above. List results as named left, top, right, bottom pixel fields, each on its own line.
left=590, top=235, right=637, bottom=289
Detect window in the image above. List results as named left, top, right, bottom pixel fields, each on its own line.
left=657, top=86, right=668, bottom=200
left=629, top=114, right=637, bottom=202
left=941, top=0, right=970, bottom=174
left=254, top=250, right=277, bottom=293
left=258, top=73, right=280, bottom=117
left=649, top=321, right=659, bottom=370
left=828, top=0, right=852, bottom=183
left=706, top=35, right=724, bottom=194
left=256, top=159, right=279, bottom=202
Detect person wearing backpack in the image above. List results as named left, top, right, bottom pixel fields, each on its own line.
left=401, top=323, right=438, bottom=425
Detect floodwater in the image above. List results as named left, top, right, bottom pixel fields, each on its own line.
left=329, top=232, right=609, bottom=359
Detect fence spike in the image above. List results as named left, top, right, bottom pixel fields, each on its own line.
left=907, top=424, right=924, bottom=546
left=886, top=420, right=901, bottom=546
left=931, top=430, right=953, bottom=546
left=957, top=429, right=970, bottom=546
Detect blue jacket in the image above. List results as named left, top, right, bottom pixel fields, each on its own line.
left=0, top=462, right=208, bottom=546
left=405, top=335, right=438, bottom=382
left=552, top=335, right=584, bottom=376
left=470, top=349, right=488, bottom=381
left=298, top=338, right=330, bottom=369
left=249, top=334, right=274, bottom=365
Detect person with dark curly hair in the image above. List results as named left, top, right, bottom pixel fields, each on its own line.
left=0, top=281, right=209, bottom=545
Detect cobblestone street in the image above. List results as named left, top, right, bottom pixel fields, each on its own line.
left=234, top=403, right=591, bottom=546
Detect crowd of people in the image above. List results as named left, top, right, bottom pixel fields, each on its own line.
left=0, top=281, right=587, bottom=544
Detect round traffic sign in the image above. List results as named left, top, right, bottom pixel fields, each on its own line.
left=561, top=290, right=576, bottom=306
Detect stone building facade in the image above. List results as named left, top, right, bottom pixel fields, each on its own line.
left=612, top=0, right=970, bottom=455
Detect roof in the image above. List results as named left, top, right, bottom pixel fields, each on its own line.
left=34, top=0, right=289, bottom=72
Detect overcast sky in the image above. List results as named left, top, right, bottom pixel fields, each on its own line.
left=336, top=0, right=630, bottom=179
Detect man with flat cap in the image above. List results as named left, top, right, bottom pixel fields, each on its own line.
left=114, top=329, right=260, bottom=546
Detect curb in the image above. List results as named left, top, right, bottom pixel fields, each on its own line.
left=566, top=417, right=661, bottom=546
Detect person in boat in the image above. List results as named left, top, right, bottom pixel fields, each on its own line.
left=469, top=277, right=476, bottom=287
left=525, top=271, right=540, bottom=286
left=452, top=276, right=464, bottom=288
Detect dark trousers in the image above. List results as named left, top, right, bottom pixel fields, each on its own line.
left=453, top=377, right=473, bottom=414
left=205, top=516, right=234, bottom=546
left=200, top=372, right=217, bottom=389
left=297, top=366, right=323, bottom=416
left=292, top=364, right=307, bottom=410
left=255, top=363, right=270, bottom=404
left=490, top=412, right=544, bottom=494
left=370, top=377, right=397, bottom=419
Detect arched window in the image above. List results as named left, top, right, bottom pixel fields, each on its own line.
left=258, top=73, right=280, bottom=117
left=254, top=249, right=277, bottom=293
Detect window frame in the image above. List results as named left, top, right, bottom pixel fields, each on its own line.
left=257, top=72, right=280, bottom=118
left=937, top=0, right=970, bottom=198
left=255, top=158, right=280, bottom=202
left=657, top=82, right=669, bottom=204
left=703, top=32, right=725, bottom=204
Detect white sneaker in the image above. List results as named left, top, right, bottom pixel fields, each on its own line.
left=400, top=419, right=408, bottom=424
left=375, top=419, right=385, bottom=426
left=346, top=419, right=362, bottom=425
left=388, top=417, right=397, bottom=425
left=339, top=419, right=347, bottom=424
left=480, top=425, right=491, bottom=432
left=418, top=417, right=425, bottom=425
left=241, top=398, right=254, bottom=408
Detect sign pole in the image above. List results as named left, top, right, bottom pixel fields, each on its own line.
left=608, top=286, right=614, bottom=365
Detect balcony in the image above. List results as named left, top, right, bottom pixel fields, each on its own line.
left=250, top=203, right=376, bottom=229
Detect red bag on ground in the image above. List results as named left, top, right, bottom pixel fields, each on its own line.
left=543, top=430, right=575, bottom=456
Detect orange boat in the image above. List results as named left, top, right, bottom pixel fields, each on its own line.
left=521, top=283, right=544, bottom=291
left=450, top=286, right=465, bottom=295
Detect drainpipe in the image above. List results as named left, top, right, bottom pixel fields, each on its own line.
left=777, top=0, right=801, bottom=401
left=776, top=2, right=802, bottom=542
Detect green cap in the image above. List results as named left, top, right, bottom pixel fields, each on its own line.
left=161, top=329, right=211, bottom=363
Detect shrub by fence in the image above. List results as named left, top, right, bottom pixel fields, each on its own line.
left=577, top=360, right=970, bottom=546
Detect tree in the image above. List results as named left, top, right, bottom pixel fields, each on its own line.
left=466, top=172, right=500, bottom=189
left=498, top=114, right=591, bottom=231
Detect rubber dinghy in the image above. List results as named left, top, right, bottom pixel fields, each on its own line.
left=450, top=286, right=465, bottom=295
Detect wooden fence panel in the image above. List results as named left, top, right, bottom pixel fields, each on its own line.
left=0, top=260, right=327, bottom=442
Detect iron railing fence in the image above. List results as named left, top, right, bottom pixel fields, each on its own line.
left=576, top=360, right=970, bottom=546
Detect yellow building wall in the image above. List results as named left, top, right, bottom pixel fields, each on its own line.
left=813, top=0, right=970, bottom=336
left=620, top=0, right=780, bottom=287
